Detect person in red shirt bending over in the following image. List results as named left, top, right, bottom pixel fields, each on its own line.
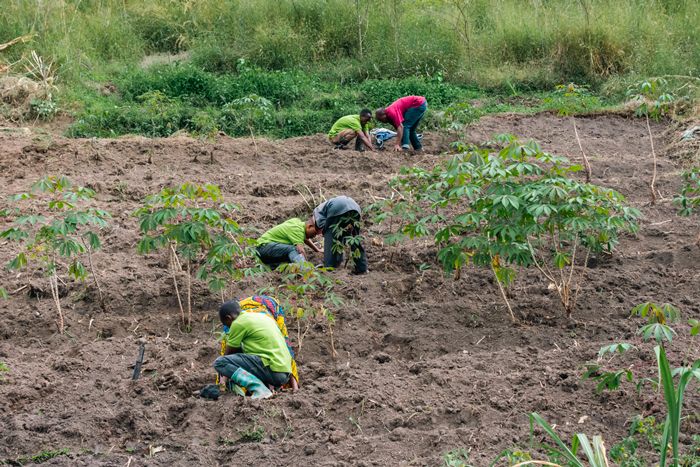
left=375, top=96, right=427, bottom=152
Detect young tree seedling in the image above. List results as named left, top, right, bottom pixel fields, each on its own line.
left=583, top=301, right=700, bottom=466
left=221, top=94, right=273, bottom=156
left=1, top=176, right=110, bottom=333
left=134, top=183, right=259, bottom=329
left=674, top=167, right=700, bottom=246
left=266, top=262, right=343, bottom=358
left=374, top=135, right=640, bottom=320
left=627, top=78, right=675, bottom=205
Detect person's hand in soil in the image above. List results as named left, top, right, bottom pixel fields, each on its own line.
left=304, top=238, right=322, bottom=253
left=290, top=377, right=299, bottom=393
left=296, top=244, right=305, bottom=256
left=393, top=144, right=403, bottom=152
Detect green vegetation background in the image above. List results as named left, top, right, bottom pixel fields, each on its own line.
left=1, top=0, right=698, bottom=138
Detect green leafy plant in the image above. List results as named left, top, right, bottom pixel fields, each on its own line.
left=0, top=361, right=8, bottom=382
left=221, top=94, right=273, bottom=155
left=329, top=213, right=364, bottom=272
left=191, top=110, right=219, bottom=163
left=270, top=262, right=343, bottom=357
left=1, top=176, right=110, bottom=333
left=374, top=135, right=639, bottom=320
left=528, top=412, right=610, bottom=467
left=29, top=98, right=58, bottom=120
left=674, top=167, right=700, bottom=246
left=442, top=448, right=473, bottom=467
left=583, top=302, right=700, bottom=466
left=609, top=435, right=644, bottom=467
left=627, top=78, right=675, bottom=205
left=238, top=425, right=265, bottom=443
left=138, top=90, right=178, bottom=137
left=134, top=183, right=259, bottom=328
left=437, top=101, right=482, bottom=132
left=10, top=448, right=71, bottom=465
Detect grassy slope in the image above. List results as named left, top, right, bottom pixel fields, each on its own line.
left=1, top=0, right=698, bottom=137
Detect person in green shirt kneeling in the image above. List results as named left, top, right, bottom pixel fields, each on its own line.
left=256, top=217, right=321, bottom=268
left=328, top=109, right=375, bottom=152
left=214, top=300, right=296, bottom=399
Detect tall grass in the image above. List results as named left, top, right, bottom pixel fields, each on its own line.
left=1, top=0, right=697, bottom=137
left=2, top=0, right=698, bottom=88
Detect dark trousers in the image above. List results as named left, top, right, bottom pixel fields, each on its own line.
left=256, top=242, right=304, bottom=268
left=323, top=215, right=367, bottom=273
left=213, top=353, right=290, bottom=388
left=401, top=102, right=427, bottom=150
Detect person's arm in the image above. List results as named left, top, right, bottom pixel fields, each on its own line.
left=394, top=124, right=404, bottom=151
left=224, top=345, right=242, bottom=355
left=304, top=238, right=322, bottom=253
left=359, top=131, right=375, bottom=151
left=224, top=319, right=246, bottom=355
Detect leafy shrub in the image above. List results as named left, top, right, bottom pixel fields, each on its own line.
left=1, top=176, right=110, bottom=333
left=220, top=95, right=273, bottom=145
left=544, top=83, right=602, bottom=115
left=266, top=263, right=343, bottom=357
left=29, top=98, right=58, bottom=120
left=373, top=135, right=640, bottom=320
left=583, top=302, right=700, bottom=466
left=675, top=167, right=700, bottom=246
left=134, top=183, right=260, bottom=328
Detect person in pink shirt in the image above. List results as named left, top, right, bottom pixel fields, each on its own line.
left=375, top=96, right=427, bottom=152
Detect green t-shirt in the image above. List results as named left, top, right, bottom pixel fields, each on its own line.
left=225, top=312, right=292, bottom=373
left=328, top=115, right=365, bottom=138
left=257, top=218, right=306, bottom=246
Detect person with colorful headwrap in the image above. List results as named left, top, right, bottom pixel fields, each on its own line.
left=214, top=295, right=299, bottom=399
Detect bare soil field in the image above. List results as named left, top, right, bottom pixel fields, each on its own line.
left=0, top=113, right=698, bottom=466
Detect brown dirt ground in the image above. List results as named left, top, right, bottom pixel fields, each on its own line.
left=0, top=113, right=699, bottom=466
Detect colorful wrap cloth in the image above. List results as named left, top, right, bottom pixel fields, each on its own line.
left=237, top=295, right=300, bottom=386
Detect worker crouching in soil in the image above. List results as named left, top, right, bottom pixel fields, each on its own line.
left=328, top=109, right=375, bottom=152
left=214, top=296, right=299, bottom=399
left=256, top=217, right=321, bottom=268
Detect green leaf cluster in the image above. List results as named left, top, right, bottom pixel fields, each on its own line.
left=273, top=262, right=343, bottom=324
left=374, top=135, right=640, bottom=314
left=674, top=167, right=700, bottom=217
left=582, top=302, right=700, bottom=466
left=134, top=183, right=259, bottom=293
left=1, top=176, right=110, bottom=281
left=544, top=82, right=602, bottom=116
left=627, top=78, right=676, bottom=120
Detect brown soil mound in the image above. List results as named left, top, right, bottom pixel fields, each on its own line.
left=0, top=113, right=698, bottom=466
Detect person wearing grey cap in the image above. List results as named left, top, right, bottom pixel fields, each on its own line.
left=310, top=195, right=368, bottom=274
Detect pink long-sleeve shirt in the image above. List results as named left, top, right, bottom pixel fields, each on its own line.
left=385, top=95, right=427, bottom=128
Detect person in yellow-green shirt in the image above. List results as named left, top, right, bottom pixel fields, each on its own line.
left=256, top=217, right=321, bottom=268
left=328, top=109, right=375, bottom=152
left=214, top=299, right=297, bottom=399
